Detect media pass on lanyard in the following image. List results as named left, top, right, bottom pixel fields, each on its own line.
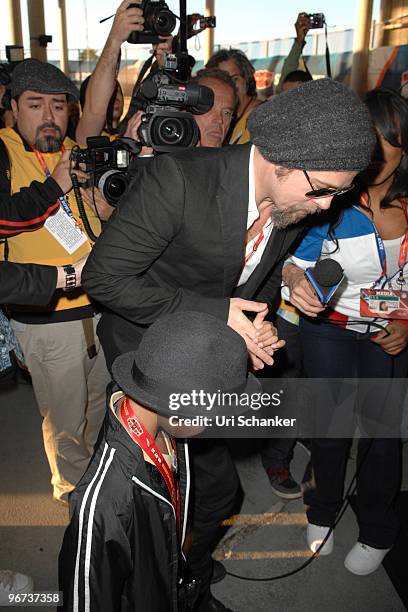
left=44, top=206, right=87, bottom=254
left=360, top=207, right=408, bottom=320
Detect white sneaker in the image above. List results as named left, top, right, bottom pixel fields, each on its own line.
left=344, top=542, right=391, bottom=575
left=0, top=570, right=34, bottom=604
left=307, top=523, right=334, bottom=555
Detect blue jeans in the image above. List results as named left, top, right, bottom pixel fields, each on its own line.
left=300, top=317, right=408, bottom=548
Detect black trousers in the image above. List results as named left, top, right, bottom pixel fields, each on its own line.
left=300, top=317, right=408, bottom=548
left=261, top=315, right=303, bottom=469
left=187, top=439, right=242, bottom=609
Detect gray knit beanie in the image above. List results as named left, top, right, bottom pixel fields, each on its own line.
left=11, top=58, right=79, bottom=102
left=248, top=78, right=376, bottom=171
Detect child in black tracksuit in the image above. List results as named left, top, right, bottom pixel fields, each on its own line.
left=59, top=311, right=257, bottom=612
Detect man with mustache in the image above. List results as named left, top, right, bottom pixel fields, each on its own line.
left=0, top=59, right=110, bottom=505
left=83, top=78, right=376, bottom=611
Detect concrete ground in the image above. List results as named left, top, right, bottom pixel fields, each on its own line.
left=0, top=381, right=406, bottom=612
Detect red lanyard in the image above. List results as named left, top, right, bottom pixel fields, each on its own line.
left=243, top=227, right=265, bottom=265
left=360, top=194, right=408, bottom=285
left=120, top=397, right=181, bottom=541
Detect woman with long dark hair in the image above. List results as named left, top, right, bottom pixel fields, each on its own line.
left=282, top=88, right=408, bottom=575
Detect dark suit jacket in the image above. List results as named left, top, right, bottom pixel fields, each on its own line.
left=0, top=262, right=56, bottom=304
left=83, top=143, right=302, bottom=369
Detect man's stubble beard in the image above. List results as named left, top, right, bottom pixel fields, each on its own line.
left=34, top=122, right=63, bottom=153
left=270, top=202, right=321, bottom=229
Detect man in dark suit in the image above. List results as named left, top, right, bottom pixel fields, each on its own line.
left=83, top=78, right=375, bottom=611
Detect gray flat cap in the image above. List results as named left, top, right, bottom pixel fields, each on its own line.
left=11, top=58, right=79, bottom=102
left=248, top=78, right=376, bottom=171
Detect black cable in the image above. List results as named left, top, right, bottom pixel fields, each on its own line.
left=91, top=186, right=102, bottom=224
left=315, top=315, right=392, bottom=337
left=226, top=340, right=396, bottom=581
left=70, top=172, right=99, bottom=243
left=225, top=433, right=378, bottom=582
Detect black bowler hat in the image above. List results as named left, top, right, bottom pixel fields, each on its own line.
left=112, top=311, right=261, bottom=418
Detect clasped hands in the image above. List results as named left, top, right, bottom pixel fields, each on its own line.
left=228, top=298, right=285, bottom=371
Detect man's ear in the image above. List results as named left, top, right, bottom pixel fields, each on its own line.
left=11, top=98, right=18, bottom=122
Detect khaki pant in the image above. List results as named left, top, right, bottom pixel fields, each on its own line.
left=11, top=316, right=110, bottom=502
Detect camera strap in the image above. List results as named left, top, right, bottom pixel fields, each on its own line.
left=302, top=22, right=332, bottom=79
left=324, top=23, right=332, bottom=78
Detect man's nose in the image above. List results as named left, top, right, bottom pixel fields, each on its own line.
left=42, top=103, right=54, bottom=121
left=313, top=196, right=334, bottom=210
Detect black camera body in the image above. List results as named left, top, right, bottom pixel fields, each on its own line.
left=70, top=137, right=135, bottom=206
left=199, top=16, right=216, bottom=28
left=127, top=0, right=177, bottom=44
left=136, top=76, right=214, bottom=152
left=0, top=46, right=24, bottom=110
left=304, top=12, right=326, bottom=29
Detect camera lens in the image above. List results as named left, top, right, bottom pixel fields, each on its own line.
left=144, top=111, right=199, bottom=152
left=158, top=117, right=184, bottom=145
left=97, top=170, right=128, bottom=205
left=154, top=9, right=176, bottom=35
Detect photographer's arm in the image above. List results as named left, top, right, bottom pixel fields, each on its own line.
left=0, top=148, right=79, bottom=235
left=75, top=0, right=144, bottom=146
left=82, top=155, right=229, bottom=324
left=275, top=13, right=311, bottom=94
left=1, top=256, right=87, bottom=305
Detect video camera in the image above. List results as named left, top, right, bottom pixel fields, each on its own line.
left=122, top=0, right=215, bottom=153
left=135, top=72, right=214, bottom=152
left=127, top=0, right=177, bottom=44
left=70, top=136, right=139, bottom=206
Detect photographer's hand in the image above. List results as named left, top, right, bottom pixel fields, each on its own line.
left=109, top=0, right=144, bottom=46
left=123, top=111, right=154, bottom=156
left=152, top=36, right=174, bottom=67
left=295, top=13, right=311, bottom=44
left=51, top=150, right=88, bottom=194
left=80, top=187, right=115, bottom=222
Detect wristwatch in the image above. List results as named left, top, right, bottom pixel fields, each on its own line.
left=63, top=264, right=76, bottom=292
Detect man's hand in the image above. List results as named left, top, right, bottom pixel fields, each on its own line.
left=228, top=298, right=274, bottom=369
left=370, top=321, right=408, bottom=355
left=248, top=308, right=286, bottom=370
left=51, top=150, right=88, bottom=194
left=109, top=0, right=144, bottom=46
left=80, top=186, right=115, bottom=222
left=123, top=110, right=154, bottom=156
left=295, top=13, right=311, bottom=44
left=153, top=36, right=174, bottom=67
left=283, top=263, right=325, bottom=317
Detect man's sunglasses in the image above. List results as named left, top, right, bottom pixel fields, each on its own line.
left=303, top=170, right=354, bottom=199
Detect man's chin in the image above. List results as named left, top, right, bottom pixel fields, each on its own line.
left=271, top=207, right=312, bottom=229
left=34, top=136, right=62, bottom=153
left=201, top=136, right=223, bottom=148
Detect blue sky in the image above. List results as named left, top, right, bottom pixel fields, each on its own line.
left=1, top=0, right=380, bottom=58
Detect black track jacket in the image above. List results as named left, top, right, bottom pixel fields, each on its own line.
left=59, top=390, right=190, bottom=612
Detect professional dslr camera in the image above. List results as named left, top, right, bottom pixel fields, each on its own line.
left=127, top=0, right=177, bottom=44
left=136, top=71, right=213, bottom=152
left=70, top=136, right=139, bottom=206
left=301, top=12, right=326, bottom=29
